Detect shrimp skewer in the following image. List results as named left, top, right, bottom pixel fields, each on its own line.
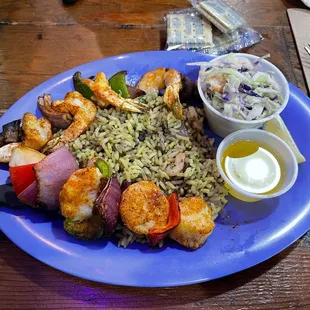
left=83, top=72, right=148, bottom=113
left=169, top=197, right=215, bottom=249
left=42, top=91, right=97, bottom=154
left=60, top=167, right=103, bottom=222
left=38, top=94, right=73, bottom=129
left=0, top=113, right=52, bottom=162
left=137, top=68, right=185, bottom=119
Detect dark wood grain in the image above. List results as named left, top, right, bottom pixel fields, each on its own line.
left=0, top=25, right=293, bottom=76
left=0, top=24, right=164, bottom=75
left=0, top=0, right=309, bottom=309
left=0, top=25, right=305, bottom=113
left=0, top=0, right=190, bottom=26
left=0, top=241, right=309, bottom=309
left=0, top=0, right=307, bottom=27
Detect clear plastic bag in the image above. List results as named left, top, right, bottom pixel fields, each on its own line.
left=165, top=1, right=262, bottom=55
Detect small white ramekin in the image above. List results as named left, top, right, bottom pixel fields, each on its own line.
left=216, top=129, right=298, bottom=202
left=198, top=53, right=290, bottom=138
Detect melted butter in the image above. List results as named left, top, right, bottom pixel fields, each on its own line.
left=221, top=140, right=286, bottom=195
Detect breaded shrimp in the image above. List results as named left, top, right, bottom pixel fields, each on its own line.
left=169, top=197, right=215, bottom=249
left=120, top=181, right=170, bottom=235
left=83, top=72, right=148, bottom=113
left=60, top=167, right=102, bottom=222
left=21, top=113, right=52, bottom=151
left=42, top=91, right=97, bottom=154
left=137, top=68, right=184, bottom=119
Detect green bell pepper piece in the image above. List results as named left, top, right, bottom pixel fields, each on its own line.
left=95, top=158, right=111, bottom=178
left=73, top=71, right=94, bottom=100
left=109, top=70, right=130, bottom=99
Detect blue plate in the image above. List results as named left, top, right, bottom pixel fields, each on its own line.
left=0, top=51, right=309, bottom=287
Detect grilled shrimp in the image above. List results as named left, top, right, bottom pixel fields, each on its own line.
left=37, top=94, right=73, bottom=129
left=60, top=167, right=103, bottom=222
left=21, top=113, right=52, bottom=150
left=83, top=72, right=148, bottom=113
left=169, top=197, right=215, bottom=249
left=42, top=91, right=96, bottom=154
left=137, top=68, right=184, bottom=119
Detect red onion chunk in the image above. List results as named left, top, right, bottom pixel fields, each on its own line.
left=37, top=94, right=72, bottom=129
left=126, top=85, right=145, bottom=99
left=18, top=181, right=38, bottom=207
left=95, top=177, right=121, bottom=236
left=120, top=180, right=131, bottom=193
left=34, top=146, right=78, bottom=211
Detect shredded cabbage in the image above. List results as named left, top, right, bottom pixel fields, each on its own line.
left=198, top=54, right=283, bottom=121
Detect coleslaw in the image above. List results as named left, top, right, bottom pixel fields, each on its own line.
left=197, top=54, right=284, bottom=121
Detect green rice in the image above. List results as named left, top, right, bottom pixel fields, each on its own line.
left=68, top=90, right=228, bottom=247
left=70, top=90, right=227, bottom=216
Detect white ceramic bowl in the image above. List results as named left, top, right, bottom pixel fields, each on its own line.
left=216, top=129, right=298, bottom=202
left=197, top=53, right=290, bottom=138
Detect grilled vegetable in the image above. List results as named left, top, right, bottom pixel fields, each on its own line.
left=9, top=146, right=45, bottom=204
left=37, top=94, right=72, bottom=129
left=109, top=71, right=146, bottom=99
left=63, top=214, right=104, bottom=241
left=2, top=120, right=21, bottom=144
left=180, top=74, right=194, bottom=102
left=18, top=181, right=38, bottom=207
left=95, top=177, right=121, bottom=236
left=120, top=180, right=131, bottom=192
left=148, top=192, right=181, bottom=246
left=126, top=85, right=146, bottom=99
left=0, top=120, right=23, bottom=161
left=95, top=158, right=111, bottom=178
left=73, top=71, right=95, bottom=100
left=10, top=164, right=37, bottom=196
left=9, top=146, right=45, bottom=167
left=8, top=146, right=45, bottom=194
left=109, top=71, right=130, bottom=99
left=35, top=146, right=78, bottom=211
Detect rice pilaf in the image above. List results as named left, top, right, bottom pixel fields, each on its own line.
left=68, top=90, right=228, bottom=246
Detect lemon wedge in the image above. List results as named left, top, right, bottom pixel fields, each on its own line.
left=263, top=116, right=306, bottom=163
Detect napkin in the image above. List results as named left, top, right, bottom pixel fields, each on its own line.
left=287, top=8, right=310, bottom=93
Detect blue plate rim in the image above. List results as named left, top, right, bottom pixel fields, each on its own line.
left=0, top=50, right=309, bottom=287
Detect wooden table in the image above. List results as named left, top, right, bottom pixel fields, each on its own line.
left=0, top=1, right=309, bottom=309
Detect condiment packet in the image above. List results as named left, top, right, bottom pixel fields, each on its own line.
left=192, top=0, right=247, bottom=33
left=166, top=8, right=213, bottom=50
left=165, top=3, right=262, bottom=55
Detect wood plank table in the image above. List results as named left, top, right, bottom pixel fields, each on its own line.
left=0, top=1, right=309, bottom=309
